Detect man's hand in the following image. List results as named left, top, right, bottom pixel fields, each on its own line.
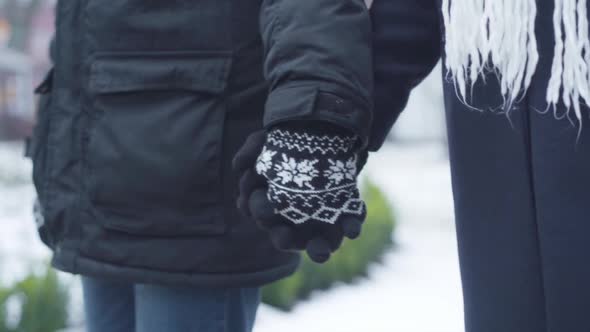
left=233, top=123, right=367, bottom=263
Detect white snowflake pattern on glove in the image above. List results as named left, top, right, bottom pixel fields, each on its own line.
left=256, top=147, right=276, bottom=174
left=256, top=128, right=365, bottom=225
left=324, top=157, right=357, bottom=187
left=275, top=154, right=319, bottom=188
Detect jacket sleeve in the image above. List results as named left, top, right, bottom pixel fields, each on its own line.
left=369, top=0, right=442, bottom=151
left=260, top=0, right=373, bottom=147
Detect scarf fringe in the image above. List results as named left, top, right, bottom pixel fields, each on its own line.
left=443, top=0, right=590, bottom=127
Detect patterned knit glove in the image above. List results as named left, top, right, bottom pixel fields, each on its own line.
left=233, top=123, right=367, bottom=263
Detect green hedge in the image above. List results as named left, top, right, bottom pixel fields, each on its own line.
left=0, top=268, right=69, bottom=332
left=0, top=180, right=395, bottom=323
left=262, top=178, right=396, bottom=310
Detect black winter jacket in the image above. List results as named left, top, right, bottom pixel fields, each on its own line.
left=30, top=0, right=373, bottom=287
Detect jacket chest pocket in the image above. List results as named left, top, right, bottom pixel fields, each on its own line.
left=86, top=52, right=232, bottom=237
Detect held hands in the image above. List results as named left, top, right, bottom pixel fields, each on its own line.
left=233, top=123, right=368, bottom=263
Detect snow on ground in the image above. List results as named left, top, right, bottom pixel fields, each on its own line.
left=254, top=142, right=465, bottom=332
left=0, top=144, right=51, bottom=285
left=0, top=141, right=465, bottom=332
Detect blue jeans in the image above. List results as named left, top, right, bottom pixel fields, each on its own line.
left=82, top=276, right=260, bottom=332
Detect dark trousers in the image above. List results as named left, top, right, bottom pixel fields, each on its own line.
left=445, top=71, right=590, bottom=332
left=82, top=276, right=260, bottom=332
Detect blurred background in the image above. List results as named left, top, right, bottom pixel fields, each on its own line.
left=0, top=1, right=464, bottom=331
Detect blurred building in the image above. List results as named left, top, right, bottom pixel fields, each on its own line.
left=0, top=46, right=34, bottom=140
left=0, top=2, right=53, bottom=140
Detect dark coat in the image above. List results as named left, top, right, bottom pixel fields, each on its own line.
left=372, top=0, right=590, bottom=331
left=29, top=0, right=373, bottom=288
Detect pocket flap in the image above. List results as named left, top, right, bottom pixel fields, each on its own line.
left=89, top=51, right=232, bottom=94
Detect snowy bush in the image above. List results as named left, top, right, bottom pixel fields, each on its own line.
left=262, top=178, right=396, bottom=310
left=0, top=267, right=68, bottom=332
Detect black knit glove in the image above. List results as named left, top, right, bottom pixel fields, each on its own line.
left=233, top=123, right=368, bottom=263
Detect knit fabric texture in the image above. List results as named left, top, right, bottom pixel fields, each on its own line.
left=255, top=128, right=365, bottom=225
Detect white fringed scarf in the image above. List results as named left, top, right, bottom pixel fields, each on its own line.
left=442, top=0, right=590, bottom=125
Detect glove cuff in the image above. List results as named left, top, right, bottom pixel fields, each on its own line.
left=266, top=128, right=356, bottom=156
